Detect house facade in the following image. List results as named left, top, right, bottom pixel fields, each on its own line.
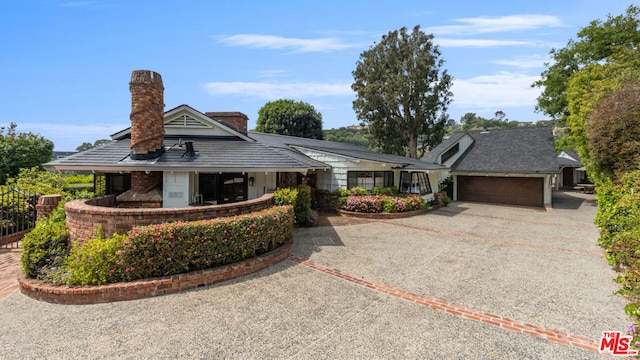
left=422, top=127, right=559, bottom=209
left=556, top=150, right=587, bottom=189
left=45, top=70, right=448, bottom=208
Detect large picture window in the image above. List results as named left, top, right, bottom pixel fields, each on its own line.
left=347, top=171, right=393, bottom=190
left=399, top=172, right=432, bottom=195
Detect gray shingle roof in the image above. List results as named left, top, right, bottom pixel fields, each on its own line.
left=451, top=127, right=559, bottom=174
left=249, top=132, right=447, bottom=171
left=45, top=138, right=329, bottom=172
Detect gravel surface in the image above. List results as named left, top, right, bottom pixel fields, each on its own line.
left=0, top=191, right=628, bottom=359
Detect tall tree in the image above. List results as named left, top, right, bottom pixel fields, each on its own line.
left=352, top=25, right=453, bottom=158
left=255, top=99, right=324, bottom=140
left=533, top=5, right=640, bottom=123
left=0, top=123, right=54, bottom=184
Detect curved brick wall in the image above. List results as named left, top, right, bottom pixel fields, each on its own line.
left=19, top=238, right=293, bottom=305
left=65, top=193, right=273, bottom=246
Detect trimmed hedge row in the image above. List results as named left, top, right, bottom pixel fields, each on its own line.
left=22, top=205, right=294, bottom=286
left=114, top=205, right=293, bottom=281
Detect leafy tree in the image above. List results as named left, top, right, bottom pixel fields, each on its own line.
left=323, top=127, right=372, bottom=149
left=0, top=123, right=54, bottom=184
left=533, top=5, right=640, bottom=123
left=352, top=25, right=453, bottom=158
left=565, top=48, right=640, bottom=181
left=255, top=99, right=324, bottom=140
left=76, top=139, right=112, bottom=152
left=587, top=81, right=640, bottom=177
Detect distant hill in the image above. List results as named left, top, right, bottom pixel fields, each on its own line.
left=323, top=127, right=372, bottom=149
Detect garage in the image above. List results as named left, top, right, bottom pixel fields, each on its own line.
left=457, top=176, right=544, bottom=207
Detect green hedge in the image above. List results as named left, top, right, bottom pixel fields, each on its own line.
left=593, top=170, right=640, bottom=345
left=115, top=205, right=293, bottom=281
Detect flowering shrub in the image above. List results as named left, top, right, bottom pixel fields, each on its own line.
left=342, top=194, right=427, bottom=213
left=343, top=195, right=383, bottom=213
left=116, top=205, right=293, bottom=280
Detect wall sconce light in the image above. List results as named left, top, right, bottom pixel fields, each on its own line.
left=248, top=177, right=254, bottom=186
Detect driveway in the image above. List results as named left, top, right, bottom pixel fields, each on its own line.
left=0, top=191, right=629, bottom=359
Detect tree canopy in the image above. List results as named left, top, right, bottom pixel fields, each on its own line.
left=255, top=99, right=324, bottom=140
left=352, top=25, right=453, bottom=158
left=533, top=5, right=640, bottom=123
left=323, top=127, right=372, bottom=149
left=0, top=123, right=54, bottom=185
left=76, top=139, right=112, bottom=152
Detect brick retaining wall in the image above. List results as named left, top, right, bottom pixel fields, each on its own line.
left=65, top=193, right=273, bottom=246
left=337, top=205, right=440, bottom=219
left=19, top=237, right=293, bottom=305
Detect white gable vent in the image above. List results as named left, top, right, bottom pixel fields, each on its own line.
left=166, top=114, right=209, bottom=128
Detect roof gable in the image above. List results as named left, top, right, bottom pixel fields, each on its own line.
left=111, top=105, right=253, bottom=141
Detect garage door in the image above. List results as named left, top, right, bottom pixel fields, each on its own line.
left=457, top=176, right=543, bottom=207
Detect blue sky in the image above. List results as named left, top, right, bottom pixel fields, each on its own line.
left=1, top=1, right=633, bottom=151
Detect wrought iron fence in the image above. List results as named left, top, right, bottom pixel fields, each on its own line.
left=0, top=188, right=38, bottom=249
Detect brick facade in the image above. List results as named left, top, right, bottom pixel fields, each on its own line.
left=204, top=112, right=248, bottom=133
left=65, top=193, right=274, bottom=247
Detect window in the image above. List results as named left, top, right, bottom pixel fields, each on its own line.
left=199, top=173, right=247, bottom=204
left=399, top=172, right=432, bottom=195
left=440, top=143, right=459, bottom=164
left=347, top=171, right=393, bottom=190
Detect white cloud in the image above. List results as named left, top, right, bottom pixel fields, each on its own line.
left=436, top=38, right=538, bottom=48
left=452, top=72, right=541, bottom=108
left=216, top=34, right=354, bottom=52
left=492, top=55, right=550, bottom=69
left=428, top=14, right=565, bottom=35
left=202, top=81, right=353, bottom=99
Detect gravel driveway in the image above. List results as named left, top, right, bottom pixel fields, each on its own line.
left=0, top=191, right=629, bottom=359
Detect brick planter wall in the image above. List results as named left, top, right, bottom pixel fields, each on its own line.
left=65, top=193, right=274, bottom=246
left=19, top=237, right=293, bottom=305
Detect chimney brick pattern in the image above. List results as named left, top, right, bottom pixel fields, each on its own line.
left=205, top=112, right=248, bottom=133
left=130, top=70, right=165, bottom=159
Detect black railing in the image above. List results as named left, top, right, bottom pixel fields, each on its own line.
left=0, top=188, right=38, bottom=249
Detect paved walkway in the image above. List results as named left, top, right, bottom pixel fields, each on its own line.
left=0, top=191, right=629, bottom=359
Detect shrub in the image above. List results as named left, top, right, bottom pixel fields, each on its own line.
left=343, top=195, right=383, bottom=213
left=372, top=186, right=397, bottom=196
left=295, top=184, right=314, bottom=225
left=65, top=233, right=127, bottom=285
left=21, top=205, right=69, bottom=278
left=381, top=197, right=397, bottom=213
left=116, top=206, right=293, bottom=280
left=337, top=188, right=350, bottom=197
left=63, top=173, right=93, bottom=185
left=349, top=187, right=368, bottom=196
left=274, top=186, right=314, bottom=225
left=273, top=187, right=297, bottom=206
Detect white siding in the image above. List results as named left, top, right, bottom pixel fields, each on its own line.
left=247, top=172, right=277, bottom=199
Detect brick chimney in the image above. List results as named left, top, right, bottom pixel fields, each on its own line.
left=129, top=70, right=165, bottom=159
left=117, top=70, right=165, bottom=208
left=204, top=112, right=248, bottom=133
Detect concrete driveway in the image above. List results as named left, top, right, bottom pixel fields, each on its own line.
left=0, top=191, right=629, bottom=359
